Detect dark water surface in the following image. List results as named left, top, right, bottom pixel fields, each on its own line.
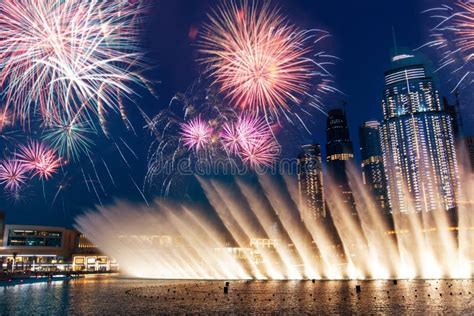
left=1, top=275, right=474, bottom=314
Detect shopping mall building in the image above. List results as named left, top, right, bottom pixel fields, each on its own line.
left=0, top=212, right=117, bottom=272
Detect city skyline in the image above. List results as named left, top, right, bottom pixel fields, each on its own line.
left=0, top=0, right=471, bottom=229
left=0, top=1, right=472, bottom=314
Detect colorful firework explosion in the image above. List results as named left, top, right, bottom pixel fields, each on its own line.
left=199, top=0, right=337, bottom=121
left=16, top=141, right=62, bottom=180
left=0, top=159, right=28, bottom=192
left=0, top=0, right=148, bottom=127
left=423, top=0, right=473, bottom=90
left=221, top=114, right=277, bottom=167
left=43, top=119, right=94, bottom=161
left=180, top=117, right=213, bottom=151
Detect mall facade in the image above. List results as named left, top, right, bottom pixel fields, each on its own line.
left=0, top=212, right=117, bottom=273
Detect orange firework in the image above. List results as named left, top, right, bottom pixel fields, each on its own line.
left=199, top=0, right=335, bottom=120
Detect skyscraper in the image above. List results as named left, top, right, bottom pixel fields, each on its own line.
left=297, top=144, right=326, bottom=221
left=359, top=120, right=389, bottom=212
left=465, top=136, right=474, bottom=172
left=325, top=108, right=357, bottom=215
left=380, top=52, right=459, bottom=213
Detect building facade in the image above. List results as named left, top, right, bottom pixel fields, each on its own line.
left=297, top=144, right=326, bottom=221
left=0, top=224, right=79, bottom=271
left=380, top=53, right=459, bottom=213
left=359, top=120, right=389, bottom=212
left=466, top=136, right=474, bottom=172
left=326, top=109, right=357, bottom=215
left=0, top=218, right=116, bottom=272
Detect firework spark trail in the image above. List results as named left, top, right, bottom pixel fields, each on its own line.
left=0, top=159, right=28, bottom=191
left=199, top=0, right=337, bottom=121
left=114, top=142, right=131, bottom=168
left=120, top=137, right=139, bottom=160
left=16, top=141, right=61, bottom=180
left=81, top=167, right=91, bottom=193
left=422, top=1, right=473, bottom=90
left=0, top=0, right=148, bottom=127
left=88, top=174, right=103, bottom=207
left=87, top=152, right=106, bottom=194
left=129, top=174, right=149, bottom=207
left=180, top=117, right=213, bottom=151
left=102, top=158, right=117, bottom=187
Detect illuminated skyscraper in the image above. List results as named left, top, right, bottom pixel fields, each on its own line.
left=465, top=136, right=474, bottom=172
left=359, top=120, right=389, bottom=212
left=380, top=52, right=459, bottom=213
left=297, top=144, right=326, bottom=221
left=325, top=109, right=357, bottom=215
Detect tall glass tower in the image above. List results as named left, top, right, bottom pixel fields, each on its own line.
left=326, top=108, right=357, bottom=215
left=380, top=52, right=459, bottom=213
left=298, top=144, right=326, bottom=222
left=359, top=120, right=389, bottom=212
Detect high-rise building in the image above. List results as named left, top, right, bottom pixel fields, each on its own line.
left=443, top=95, right=462, bottom=139
left=325, top=108, right=357, bottom=215
left=465, top=136, right=474, bottom=172
left=0, top=211, right=4, bottom=246
left=297, top=144, right=326, bottom=221
left=359, top=120, right=389, bottom=212
left=380, top=52, right=459, bottom=213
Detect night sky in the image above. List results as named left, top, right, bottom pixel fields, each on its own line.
left=2, top=0, right=472, bottom=227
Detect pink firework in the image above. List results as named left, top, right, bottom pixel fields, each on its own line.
left=199, top=0, right=335, bottom=119
left=0, top=159, right=28, bottom=191
left=221, top=114, right=279, bottom=168
left=16, top=141, right=61, bottom=180
left=180, top=117, right=213, bottom=151
left=221, top=114, right=272, bottom=154
left=240, top=136, right=280, bottom=169
left=220, top=122, right=241, bottom=154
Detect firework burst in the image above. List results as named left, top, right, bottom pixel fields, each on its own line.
left=423, top=1, right=473, bottom=90
left=240, top=136, right=280, bottom=168
left=0, top=159, right=28, bottom=192
left=221, top=114, right=278, bottom=168
left=0, top=0, right=148, bottom=127
left=43, top=118, right=94, bottom=161
left=180, top=117, right=213, bottom=151
left=16, top=141, right=61, bottom=180
left=199, top=0, right=337, bottom=121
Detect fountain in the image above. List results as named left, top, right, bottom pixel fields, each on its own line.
left=75, top=165, right=474, bottom=280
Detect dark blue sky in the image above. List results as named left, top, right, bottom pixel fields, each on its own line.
left=2, top=0, right=471, bottom=227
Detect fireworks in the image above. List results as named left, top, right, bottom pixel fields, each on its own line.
left=43, top=119, right=94, bottom=161
left=0, top=159, right=28, bottom=192
left=180, top=117, right=213, bottom=151
left=240, top=136, right=280, bottom=168
left=0, top=0, right=147, bottom=127
left=16, top=141, right=61, bottom=180
left=423, top=1, right=473, bottom=89
left=221, top=114, right=279, bottom=167
left=199, top=0, right=336, bottom=120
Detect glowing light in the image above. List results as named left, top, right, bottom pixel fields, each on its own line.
left=221, top=114, right=279, bottom=167
left=424, top=1, right=473, bottom=89
left=0, top=159, right=28, bottom=191
left=16, top=141, right=61, bottom=180
left=0, top=0, right=147, bottom=126
left=43, top=119, right=94, bottom=161
left=199, top=0, right=335, bottom=119
left=180, top=117, right=213, bottom=151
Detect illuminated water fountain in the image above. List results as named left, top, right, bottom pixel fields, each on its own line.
left=75, top=166, right=474, bottom=280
